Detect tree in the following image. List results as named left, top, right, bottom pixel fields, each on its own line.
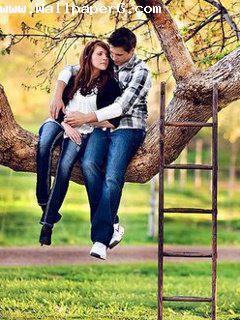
left=0, top=0, right=239, bottom=184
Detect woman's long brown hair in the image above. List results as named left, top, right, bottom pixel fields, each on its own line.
left=68, top=40, right=114, bottom=99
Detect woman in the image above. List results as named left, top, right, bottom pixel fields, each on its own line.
left=36, top=40, right=122, bottom=246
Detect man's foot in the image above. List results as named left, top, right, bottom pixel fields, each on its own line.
left=109, top=223, right=125, bottom=249
left=90, top=242, right=107, bottom=260
left=39, top=224, right=53, bottom=246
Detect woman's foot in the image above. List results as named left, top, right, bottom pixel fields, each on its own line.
left=39, top=212, right=62, bottom=225
left=39, top=224, right=53, bottom=246
left=90, top=242, right=107, bottom=260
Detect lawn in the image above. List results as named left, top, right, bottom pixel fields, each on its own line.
left=0, top=166, right=240, bottom=247
left=0, top=262, right=239, bottom=319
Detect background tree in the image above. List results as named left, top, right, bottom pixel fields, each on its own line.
left=219, top=104, right=240, bottom=195
left=0, top=0, right=239, bottom=184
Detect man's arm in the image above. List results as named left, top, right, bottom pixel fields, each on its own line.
left=50, top=81, right=67, bottom=119
left=94, top=67, right=151, bottom=122
left=65, top=67, right=151, bottom=126
left=50, top=66, right=78, bottom=119
left=64, top=69, right=151, bottom=126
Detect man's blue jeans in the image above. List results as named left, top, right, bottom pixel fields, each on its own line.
left=81, top=128, right=146, bottom=246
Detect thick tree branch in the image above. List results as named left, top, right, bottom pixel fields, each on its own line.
left=135, top=0, right=197, bottom=81
left=1, top=48, right=239, bottom=183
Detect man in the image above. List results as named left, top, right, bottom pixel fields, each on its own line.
left=52, top=27, right=151, bottom=260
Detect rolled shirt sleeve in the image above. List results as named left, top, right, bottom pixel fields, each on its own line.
left=57, top=65, right=80, bottom=84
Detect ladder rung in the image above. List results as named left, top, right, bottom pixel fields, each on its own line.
left=163, top=296, right=212, bottom=302
left=163, top=251, right=212, bottom=258
left=163, top=208, right=212, bottom=214
left=165, top=121, right=213, bottom=128
left=164, top=164, right=213, bottom=170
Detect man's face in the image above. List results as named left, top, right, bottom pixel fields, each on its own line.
left=109, top=45, right=134, bottom=66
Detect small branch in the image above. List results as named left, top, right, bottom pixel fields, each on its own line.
left=0, top=33, right=98, bottom=40
left=186, top=10, right=221, bottom=39
left=204, top=0, right=240, bottom=40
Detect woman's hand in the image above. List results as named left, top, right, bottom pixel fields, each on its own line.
left=61, top=122, right=82, bottom=145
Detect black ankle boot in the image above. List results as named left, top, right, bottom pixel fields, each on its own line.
left=39, top=224, right=53, bottom=246
left=39, top=212, right=62, bottom=225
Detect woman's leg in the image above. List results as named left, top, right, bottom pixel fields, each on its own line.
left=36, top=121, right=63, bottom=207
left=41, top=137, right=87, bottom=226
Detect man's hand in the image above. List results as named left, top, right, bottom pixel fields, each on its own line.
left=50, top=97, right=66, bottom=119
left=64, top=111, right=86, bottom=127
left=61, top=122, right=82, bottom=145
left=92, top=121, right=115, bottom=129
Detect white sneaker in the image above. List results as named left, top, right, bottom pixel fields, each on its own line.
left=109, top=223, right=125, bottom=249
left=90, top=242, right=107, bottom=260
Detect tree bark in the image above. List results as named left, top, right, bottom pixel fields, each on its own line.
left=0, top=0, right=240, bottom=184
left=135, top=0, right=197, bottom=80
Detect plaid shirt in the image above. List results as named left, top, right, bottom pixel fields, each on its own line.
left=58, top=54, right=151, bottom=131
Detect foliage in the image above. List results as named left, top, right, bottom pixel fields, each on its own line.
left=0, top=0, right=239, bottom=90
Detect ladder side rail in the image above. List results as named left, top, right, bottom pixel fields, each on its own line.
left=212, top=84, right=218, bottom=320
left=158, top=82, right=166, bottom=320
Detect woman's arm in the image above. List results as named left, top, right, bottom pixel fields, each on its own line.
left=61, top=122, right=82, bottom=144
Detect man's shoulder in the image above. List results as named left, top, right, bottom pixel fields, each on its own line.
left=131, top=57, right=150, bottom=74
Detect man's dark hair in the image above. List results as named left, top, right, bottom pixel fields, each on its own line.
left=108, top=27, right=137, bottom=52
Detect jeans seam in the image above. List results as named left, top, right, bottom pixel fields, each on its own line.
left=42, top=131, right=64, bottom=224
left=46, top=131, right=64, bottom=200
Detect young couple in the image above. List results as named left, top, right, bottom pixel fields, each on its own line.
left=36, top=27, right=151, bottom=260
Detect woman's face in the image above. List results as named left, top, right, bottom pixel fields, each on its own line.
left=91, top=45, right=109, bottom=72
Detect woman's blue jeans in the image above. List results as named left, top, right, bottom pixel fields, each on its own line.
left=36, top=121, right=64, bottom=207
left=36, top=121, right=89, bottom=226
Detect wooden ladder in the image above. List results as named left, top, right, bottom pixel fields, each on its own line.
left=158, top=82, right=218, bottom=319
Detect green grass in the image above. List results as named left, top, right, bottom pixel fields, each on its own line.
left=0, top=166, right=240, bottom=246
left=0, top=262, right=239, bottom=319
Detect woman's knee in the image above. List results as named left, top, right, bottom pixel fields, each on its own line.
left=39, top=122, right=62, bottom=145
left=57, top=158, right=72, bottom=177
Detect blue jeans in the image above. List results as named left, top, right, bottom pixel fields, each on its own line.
left=81, top=128, right=146, bottom=246
left=36, top=121, right=89, bottom=226
left=36, top=121, right=64, bottom=206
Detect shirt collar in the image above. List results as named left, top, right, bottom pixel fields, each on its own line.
left=114, top=54, right=138, bottom=72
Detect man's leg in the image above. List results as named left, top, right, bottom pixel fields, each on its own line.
left=36, top=121, right=63, bottom=207
left=81, top=128, right=110, bottom=223
left=91, top=129, right=146, bottom=246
